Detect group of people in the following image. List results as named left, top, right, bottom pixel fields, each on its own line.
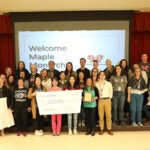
left=0, top=53, right=150, bottom=137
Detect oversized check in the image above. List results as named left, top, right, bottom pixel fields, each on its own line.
left=36, top=90, right=82, bottom=115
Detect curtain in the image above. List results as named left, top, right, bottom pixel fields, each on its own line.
left=130, top=12, right=150, bottom=67
left=0, top=15, right=15, bottom=74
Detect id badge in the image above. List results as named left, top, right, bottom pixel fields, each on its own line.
left=118, top=86, right=121, bottom=91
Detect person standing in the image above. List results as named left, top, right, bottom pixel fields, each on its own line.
left=128, top=68, right=147, bottom=127
left=83, top=78, right=99, bottom=136
left=14, top=78, right=29, bottom=136
left=95, top=71, right=113, bottom=135
left=139, top=53, right=150, bottom=81
left=0, top=74, right=14, bottom=136
left=65, top=75, right=79, bottom=135
left=28, top=77, right=46, bottom=136
left=110, top=65, right=127, bottom=126
left=48, top=77, right=62, bottom=136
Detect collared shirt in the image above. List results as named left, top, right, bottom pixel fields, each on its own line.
left=95, top=80, right=113, bottom=99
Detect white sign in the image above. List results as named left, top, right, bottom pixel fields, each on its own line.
left=36, top=90, right=82, bottom=115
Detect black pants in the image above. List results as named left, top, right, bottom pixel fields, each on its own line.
left=143, top=104, right=150, bottom=120
left=85, top=107, right=96, bottom=131
left=15, top=102, right=28, bottom=132
left=33, top=107, right=44, bottom=130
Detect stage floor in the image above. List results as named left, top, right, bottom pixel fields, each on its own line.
left=1, top=131, right=150, bottom=150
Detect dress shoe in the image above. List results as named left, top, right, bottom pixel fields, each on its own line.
left=85, top=131, right=91, bottom=135
left=91, top=130, right=95, bottom=136
left=99, top=130, right=104, bottom=135
left=22, top=132, right=27, bottom=136
left=17, top=132, right=22, bottom=136
left=107, top=130, right=113, bottom=135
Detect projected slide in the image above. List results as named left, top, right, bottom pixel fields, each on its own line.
left=18, top=30, right=125, bottom=72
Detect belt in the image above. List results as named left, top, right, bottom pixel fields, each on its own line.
left=99, top=97, right=110, bottom=99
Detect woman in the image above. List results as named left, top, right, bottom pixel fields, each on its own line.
left=91, top=68, right=98, bottom=86
left=14, top=78, right=29, bottom=136
left=77, top=71, right=86, bottom=127
left=0, top=74, right=14, bottom=136
left=28, top=76, right=46, bottom=136
left=65, top=62, right=77, bottom=81
left=15, top=61, right=29, bottom=80
left=65, top=75, right=79, bottom=135
left=119, top=59, right=133, bottom=119
left=104, top=59, right=114, bottom=81
left=58, top=71, right=67, bottom=127
left=110, top=65, right=127, bottom=126
left=29, top=64, right=39, bottom=87
left=40, top=68, right=52, bottom=90
left=128, top=68, right=147, bottom=127
left=83, top=77, right=98, bottom=136
left=59, top=71, right=67, bottom=90
left=48, top=78, right=62, bottom=136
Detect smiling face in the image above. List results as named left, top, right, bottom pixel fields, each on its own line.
left=52, top=79, right=58, bottom=87
left=69, top=76, right=75, bottom=85
left=86, top=78, right=92, bottom=86
left=35, top=77, right=41, bottom=87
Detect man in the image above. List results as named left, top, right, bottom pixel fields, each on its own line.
left=95, top=71, right=113, bottom=135
left=76, top=58, right=90, bottom=81
left=91, top=60, right=100, bottom=74
left=139, top=53, right=150, bottom=81
left=47, top=61, right=59, bottom=79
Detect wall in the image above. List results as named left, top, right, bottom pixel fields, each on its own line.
left=0, top=0, right=150, bottom=13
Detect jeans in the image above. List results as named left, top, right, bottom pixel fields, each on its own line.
left=130, top=94, right=144, bottom=123
left=68, top=113, right=78, bottom=129
left=112, top=91, right=125, bottom=122
left=78, top=103, right=85, bottom=125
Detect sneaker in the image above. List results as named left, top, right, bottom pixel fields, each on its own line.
left=78, top=122, right=81, bottom=127
left=120, top=121, right=126, bottom=126
left=17, top=132, right=21, bottom=136
left=131, top=122, right=138, bottom=127
left=73, top=129, right=78, bottom=135
left=34, top=130, right=43, bottom=136
left=137, top=122, right=143, bottom=127
left=112, top=121, right=118, bottom=126
left=82, top=121, right=85, bottom=127
left=40, top=130, right=44, bottom=136
left=68, top=129, right=72, bottom=135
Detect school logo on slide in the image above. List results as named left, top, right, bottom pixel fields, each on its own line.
left=88, top=55, right=103, bottom=63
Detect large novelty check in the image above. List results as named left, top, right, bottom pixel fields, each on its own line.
left=36, top=90, right=82, bottom=115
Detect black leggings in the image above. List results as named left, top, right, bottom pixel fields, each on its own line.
left=33, top=107, right=44, bottom=130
